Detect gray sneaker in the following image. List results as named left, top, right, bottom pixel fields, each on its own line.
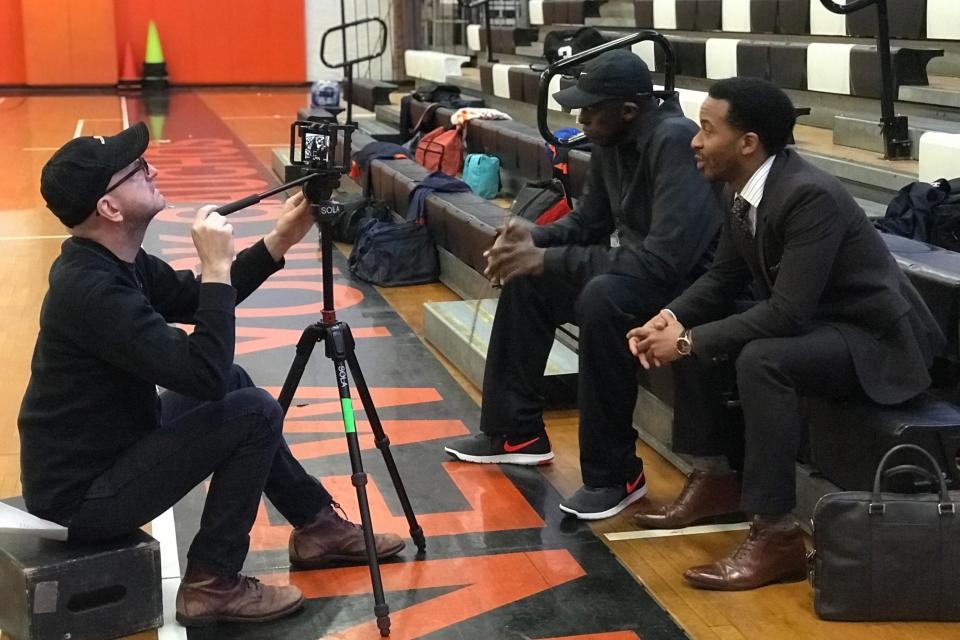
left=558, top=471, right=647, bottom=520
left=444, top=432, right=554, bottom=465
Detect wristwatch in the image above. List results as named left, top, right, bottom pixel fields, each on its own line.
left=676, top=329, right=693, bottom=357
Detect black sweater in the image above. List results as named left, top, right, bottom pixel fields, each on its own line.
left=532, top=96, right=722, bottom=289
left=18, top=236, right=282, bottom=517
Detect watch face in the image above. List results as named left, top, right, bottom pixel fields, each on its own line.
left=676, top=335, right=692, bottom=356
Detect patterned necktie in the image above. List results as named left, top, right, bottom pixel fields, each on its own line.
left=731, top=195, right=754, bottom=240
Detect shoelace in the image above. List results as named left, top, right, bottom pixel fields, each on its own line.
left=239, top=575, right=263, bottom=593
left=731, top=526, right=763, bottom=561
left=330, top=501, right=362, bottom=530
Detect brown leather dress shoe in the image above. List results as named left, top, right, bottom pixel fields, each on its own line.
left=633, top=470, right=744, bottom=529
left=683, top=519, right=808, bottom=591
left=175, top=567, right=303, bottom=626
left=289, top=502, right=406, bottom=568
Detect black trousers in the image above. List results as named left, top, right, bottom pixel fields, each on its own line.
left=479, top=272, right=675, bottom=487
left=674, top=325, right=861, bottom=515
left=66, top=365, right=333, bottom=574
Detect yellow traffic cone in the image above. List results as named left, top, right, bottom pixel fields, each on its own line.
left=143, top=21, right=168, bottom=91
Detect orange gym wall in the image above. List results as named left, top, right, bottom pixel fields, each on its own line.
left=0, top=0, right=26, bottom=84
left=0, top=0, right=306, bottom=86
left=20, top=0, right=118, bottom=86
left=114, top=0, right=306, bottom=85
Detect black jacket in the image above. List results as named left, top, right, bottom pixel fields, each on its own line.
left=669, top=149, right=945, bottom=404
left=18, top=237, right=282, bottom=515
left=531, top=95, right=722, bottom=289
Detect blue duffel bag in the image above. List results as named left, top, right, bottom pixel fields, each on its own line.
left=348, top=219, right=439, bottom=287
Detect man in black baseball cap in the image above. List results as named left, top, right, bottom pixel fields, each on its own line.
left=552, top=47, right=653, bottom=110
left=444, top=49, right=726, bottom=522
left=21, top=123, right=406, bottom=627
left=41, top=121, right=153, bottom=228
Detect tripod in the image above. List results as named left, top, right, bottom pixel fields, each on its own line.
left=218, top=173, right=425, bottom=637
left=273, top=198, right=426, bottom=636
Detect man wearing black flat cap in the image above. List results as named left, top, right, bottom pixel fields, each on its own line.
left=444, top=49, right=724, bottom=520
left=18, top=123, right=405, bottom=627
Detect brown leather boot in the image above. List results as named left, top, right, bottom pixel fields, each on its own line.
left=289, top=502, right=406, bottom=568
left=175, top=564, right=303, bottom=627
left=682, top=518, right=808, bottom=591
left=633, top=470, right=744, bottom=529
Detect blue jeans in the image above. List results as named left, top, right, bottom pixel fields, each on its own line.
left=67, top=365, right=332, bottom=574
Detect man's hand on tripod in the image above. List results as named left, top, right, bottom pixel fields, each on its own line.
left=265, top=192, right=312, bottom=262
left=193, top=205, right=235, bottom=285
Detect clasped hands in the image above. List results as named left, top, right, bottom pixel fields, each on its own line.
left=483, top=217, right=545, bottom=285
left=627, top=310, right=686, bottom=370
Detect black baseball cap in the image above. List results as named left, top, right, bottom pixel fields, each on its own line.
left=40, top=122, right=150, bottom=227
left=553, top=48, right=653, bottom=109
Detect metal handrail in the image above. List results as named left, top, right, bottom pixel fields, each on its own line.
left=320, top=15, right=389, bottom=125
left=819, top=0, right=910, bottom=159
left=458, top=0, right=497, bottom=63
left=537, top=31, right=675, bottom=148
left=320, top=17, right=389, bottom=69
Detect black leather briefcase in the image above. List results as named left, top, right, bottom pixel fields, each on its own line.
left=809, top=444, right=960, bottom=621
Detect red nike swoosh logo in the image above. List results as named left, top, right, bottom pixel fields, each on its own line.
left=626, top=472, right=644, bottom=494
left=503, top=437, right=540, bottom=453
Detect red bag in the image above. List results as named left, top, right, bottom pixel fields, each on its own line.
left=415, top=126, right=464, bottom=175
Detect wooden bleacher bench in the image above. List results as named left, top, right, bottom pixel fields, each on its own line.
left=343, top=78, right=397, bottom=113
left=404, top=50, right=471, bottom=84
left=919, top=132, right=960, bottom=182
left=542, top=0, right=604, bottom=26
left=631, top=0, right=939, bottom=39
left=470, top=26, right=540, bottom=56
left=526, top=28, right=942, bottom=98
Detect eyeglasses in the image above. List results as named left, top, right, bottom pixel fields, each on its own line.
left=104, top=157, right=149, bottom=194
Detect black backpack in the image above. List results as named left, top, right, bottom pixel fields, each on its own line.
left=876, top=178, right=960, bottom=251
left=348, top=218, right=440, bottom=286
left=542, top=27, right=606, bottom=66
left=412, top=83, right=470, bottom=108
left=331, top=198, right=391, bottom=244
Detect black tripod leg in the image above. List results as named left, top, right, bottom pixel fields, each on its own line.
left=347, top=349, right=427, bottom=553
left=328, top=330, right=390, bottom=636
left=277, top=324, right=326, bottom=415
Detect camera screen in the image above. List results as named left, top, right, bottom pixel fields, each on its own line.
left=303, top=132, right=328, bottom=162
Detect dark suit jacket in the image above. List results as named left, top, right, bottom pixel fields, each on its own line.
left=669, top=149, right=945, bottom=404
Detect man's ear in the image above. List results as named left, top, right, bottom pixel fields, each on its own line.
left=739, top=131, right=762, bottom=158
left=621, top=101, right=640, bottom=123
left=94, top=196, right=123, bottom=223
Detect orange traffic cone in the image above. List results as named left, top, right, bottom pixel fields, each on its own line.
left=118, top=42, right=141, bottom=91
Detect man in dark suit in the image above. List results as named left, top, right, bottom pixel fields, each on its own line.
left=627, top=77, right=944, bottom=590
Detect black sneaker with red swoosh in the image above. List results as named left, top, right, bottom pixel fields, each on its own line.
left=443, top=432, right=554, bottom=465
left=558, top=471, right=647, bottom=520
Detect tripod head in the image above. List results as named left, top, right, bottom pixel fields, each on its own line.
left=214, top=116, right=356, bottom=217
left=285, top=117, right=356, bottom=216
left=216, top=116, right=358, bottom=325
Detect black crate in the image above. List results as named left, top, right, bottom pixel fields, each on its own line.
left=0, top=530, right=162, bottom=640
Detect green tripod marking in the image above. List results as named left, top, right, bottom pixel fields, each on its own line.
left=341, top=398, right=356, bottom=433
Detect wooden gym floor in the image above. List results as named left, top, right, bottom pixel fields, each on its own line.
left=0, top=89, right=957, bottom=640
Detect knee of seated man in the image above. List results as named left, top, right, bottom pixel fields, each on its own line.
left=230, top=387, right=285, bottom=437
left=227, top=364, right=256, bottom=391
left=574, top=275, right=627, bottom=325
left=734, top=339, right=780, bottom=384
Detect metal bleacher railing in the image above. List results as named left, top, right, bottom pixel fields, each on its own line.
left=458, top=0, right=499, bottom=63
left=818, top=0, right=910, bottom=160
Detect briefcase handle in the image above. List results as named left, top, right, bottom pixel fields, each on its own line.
left=882, top=464, right=941, bottom=490
left=872, top=444, right=952, bottom=507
